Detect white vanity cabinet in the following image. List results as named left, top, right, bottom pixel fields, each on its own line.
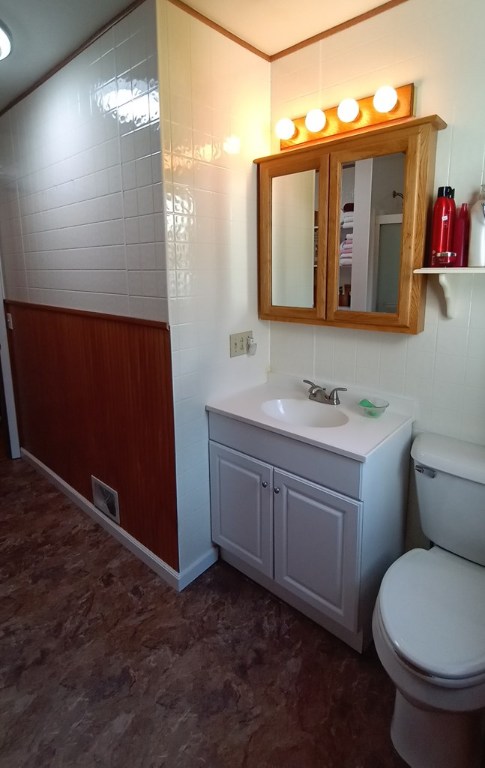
left=208, top=409, right=411, bottom=652
left=210, top=442, right=360, bottom=632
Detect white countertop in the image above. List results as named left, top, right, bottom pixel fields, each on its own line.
left=206, top=375, right=414, bottom=461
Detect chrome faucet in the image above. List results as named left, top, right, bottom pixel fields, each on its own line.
left=303, top=379, right=347, bottom=405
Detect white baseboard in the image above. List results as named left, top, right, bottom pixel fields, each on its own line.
left=177, top=548, right=219, bottom=590
left=21, top=449, right=217, bottom=592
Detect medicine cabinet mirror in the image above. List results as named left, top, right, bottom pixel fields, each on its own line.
left=255, top=115, right=446, bottom=334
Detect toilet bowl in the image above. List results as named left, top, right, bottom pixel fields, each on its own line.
left=373, top=433, right=485, bottom=768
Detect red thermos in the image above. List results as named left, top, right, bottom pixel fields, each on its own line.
left=430, top=186, right=456, bottom=266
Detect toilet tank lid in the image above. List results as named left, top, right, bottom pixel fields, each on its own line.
left=411, top=432, right=485, bottom=485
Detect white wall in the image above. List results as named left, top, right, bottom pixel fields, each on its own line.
left=0, top=1, right=166, bottom=321
left=157, top=1, right=271, bottom=573
left=269, top=0, right=485, bottom=446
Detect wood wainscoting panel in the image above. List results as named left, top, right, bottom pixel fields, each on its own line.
left=4, top=301, right=178, bottom=570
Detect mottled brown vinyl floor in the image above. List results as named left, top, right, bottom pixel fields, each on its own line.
left=0, top=456, right=407, bottom=768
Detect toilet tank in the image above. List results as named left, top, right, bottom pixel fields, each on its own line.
left=411, top=432, right=485, bottom=566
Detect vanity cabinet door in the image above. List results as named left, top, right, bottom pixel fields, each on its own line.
left=273, top=469, right=362, bottom=632
left=209, top=443, right=273, bottom=578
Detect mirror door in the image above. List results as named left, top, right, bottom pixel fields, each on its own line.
left=326, top=132, right=420, bottom=329
left=258, top=151, right=329, bottom=321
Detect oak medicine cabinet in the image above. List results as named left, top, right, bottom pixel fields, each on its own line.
left=254, top=115, right=446, bottom=334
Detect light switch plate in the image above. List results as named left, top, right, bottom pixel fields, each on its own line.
left=230, top=331, right=252, bottom=357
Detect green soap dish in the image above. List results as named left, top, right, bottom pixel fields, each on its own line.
left=358, top=397, right=389, bottom=418
left=359, top=399, right=376, bottom=408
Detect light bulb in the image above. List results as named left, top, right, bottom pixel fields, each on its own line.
left=305, top=109, right=326, bottom=133
left=0, top=24, right=11, bottom=61
left=373, top=85, right=398, bottom=113
left=337, top=98, right=360, bottom=123
left=275, top=117, right=296, bottom=140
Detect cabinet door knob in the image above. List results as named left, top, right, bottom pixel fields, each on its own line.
left=261, top=481, right=268, bottom=488
left=274, top=487, right=280, bottom=494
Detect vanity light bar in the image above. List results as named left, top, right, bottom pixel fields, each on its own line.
left=278, top=83, right=414, bottom=150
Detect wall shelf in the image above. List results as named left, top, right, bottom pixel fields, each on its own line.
left=414, top=267, right=485, bottom=318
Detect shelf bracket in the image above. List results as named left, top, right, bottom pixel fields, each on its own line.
left=437, top=273, right=456, bottom=319
left=413, top=267, right=485, bottom=319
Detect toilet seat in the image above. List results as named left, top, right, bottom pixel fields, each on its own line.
left=378, top=547, right=485, bottom=682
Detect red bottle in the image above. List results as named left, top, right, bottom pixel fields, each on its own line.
left=430, top=186, right=456, bottom=266
left=452, top=203, right=469, bottom=267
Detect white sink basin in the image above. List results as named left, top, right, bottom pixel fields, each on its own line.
left=261, top=398, right=349, bottom=428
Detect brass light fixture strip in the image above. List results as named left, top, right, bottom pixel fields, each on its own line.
left=280, top=83, right=415, bottom=150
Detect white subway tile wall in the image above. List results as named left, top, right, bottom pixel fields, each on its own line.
left=158, top=1, right=271, bottom=572
left=270, top=0, right=485, bottom=445
left=0, top=0, right=166, bottom=322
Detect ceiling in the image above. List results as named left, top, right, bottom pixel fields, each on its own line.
left=0, top=0, right=390, bottom=113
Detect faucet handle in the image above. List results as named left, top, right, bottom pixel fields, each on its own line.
left=327, top=387, right=347, bottom=405
left=303, top=379, right=324, bottom=395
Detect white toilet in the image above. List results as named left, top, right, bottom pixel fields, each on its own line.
left=373, top=432, right=485, bottom=768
